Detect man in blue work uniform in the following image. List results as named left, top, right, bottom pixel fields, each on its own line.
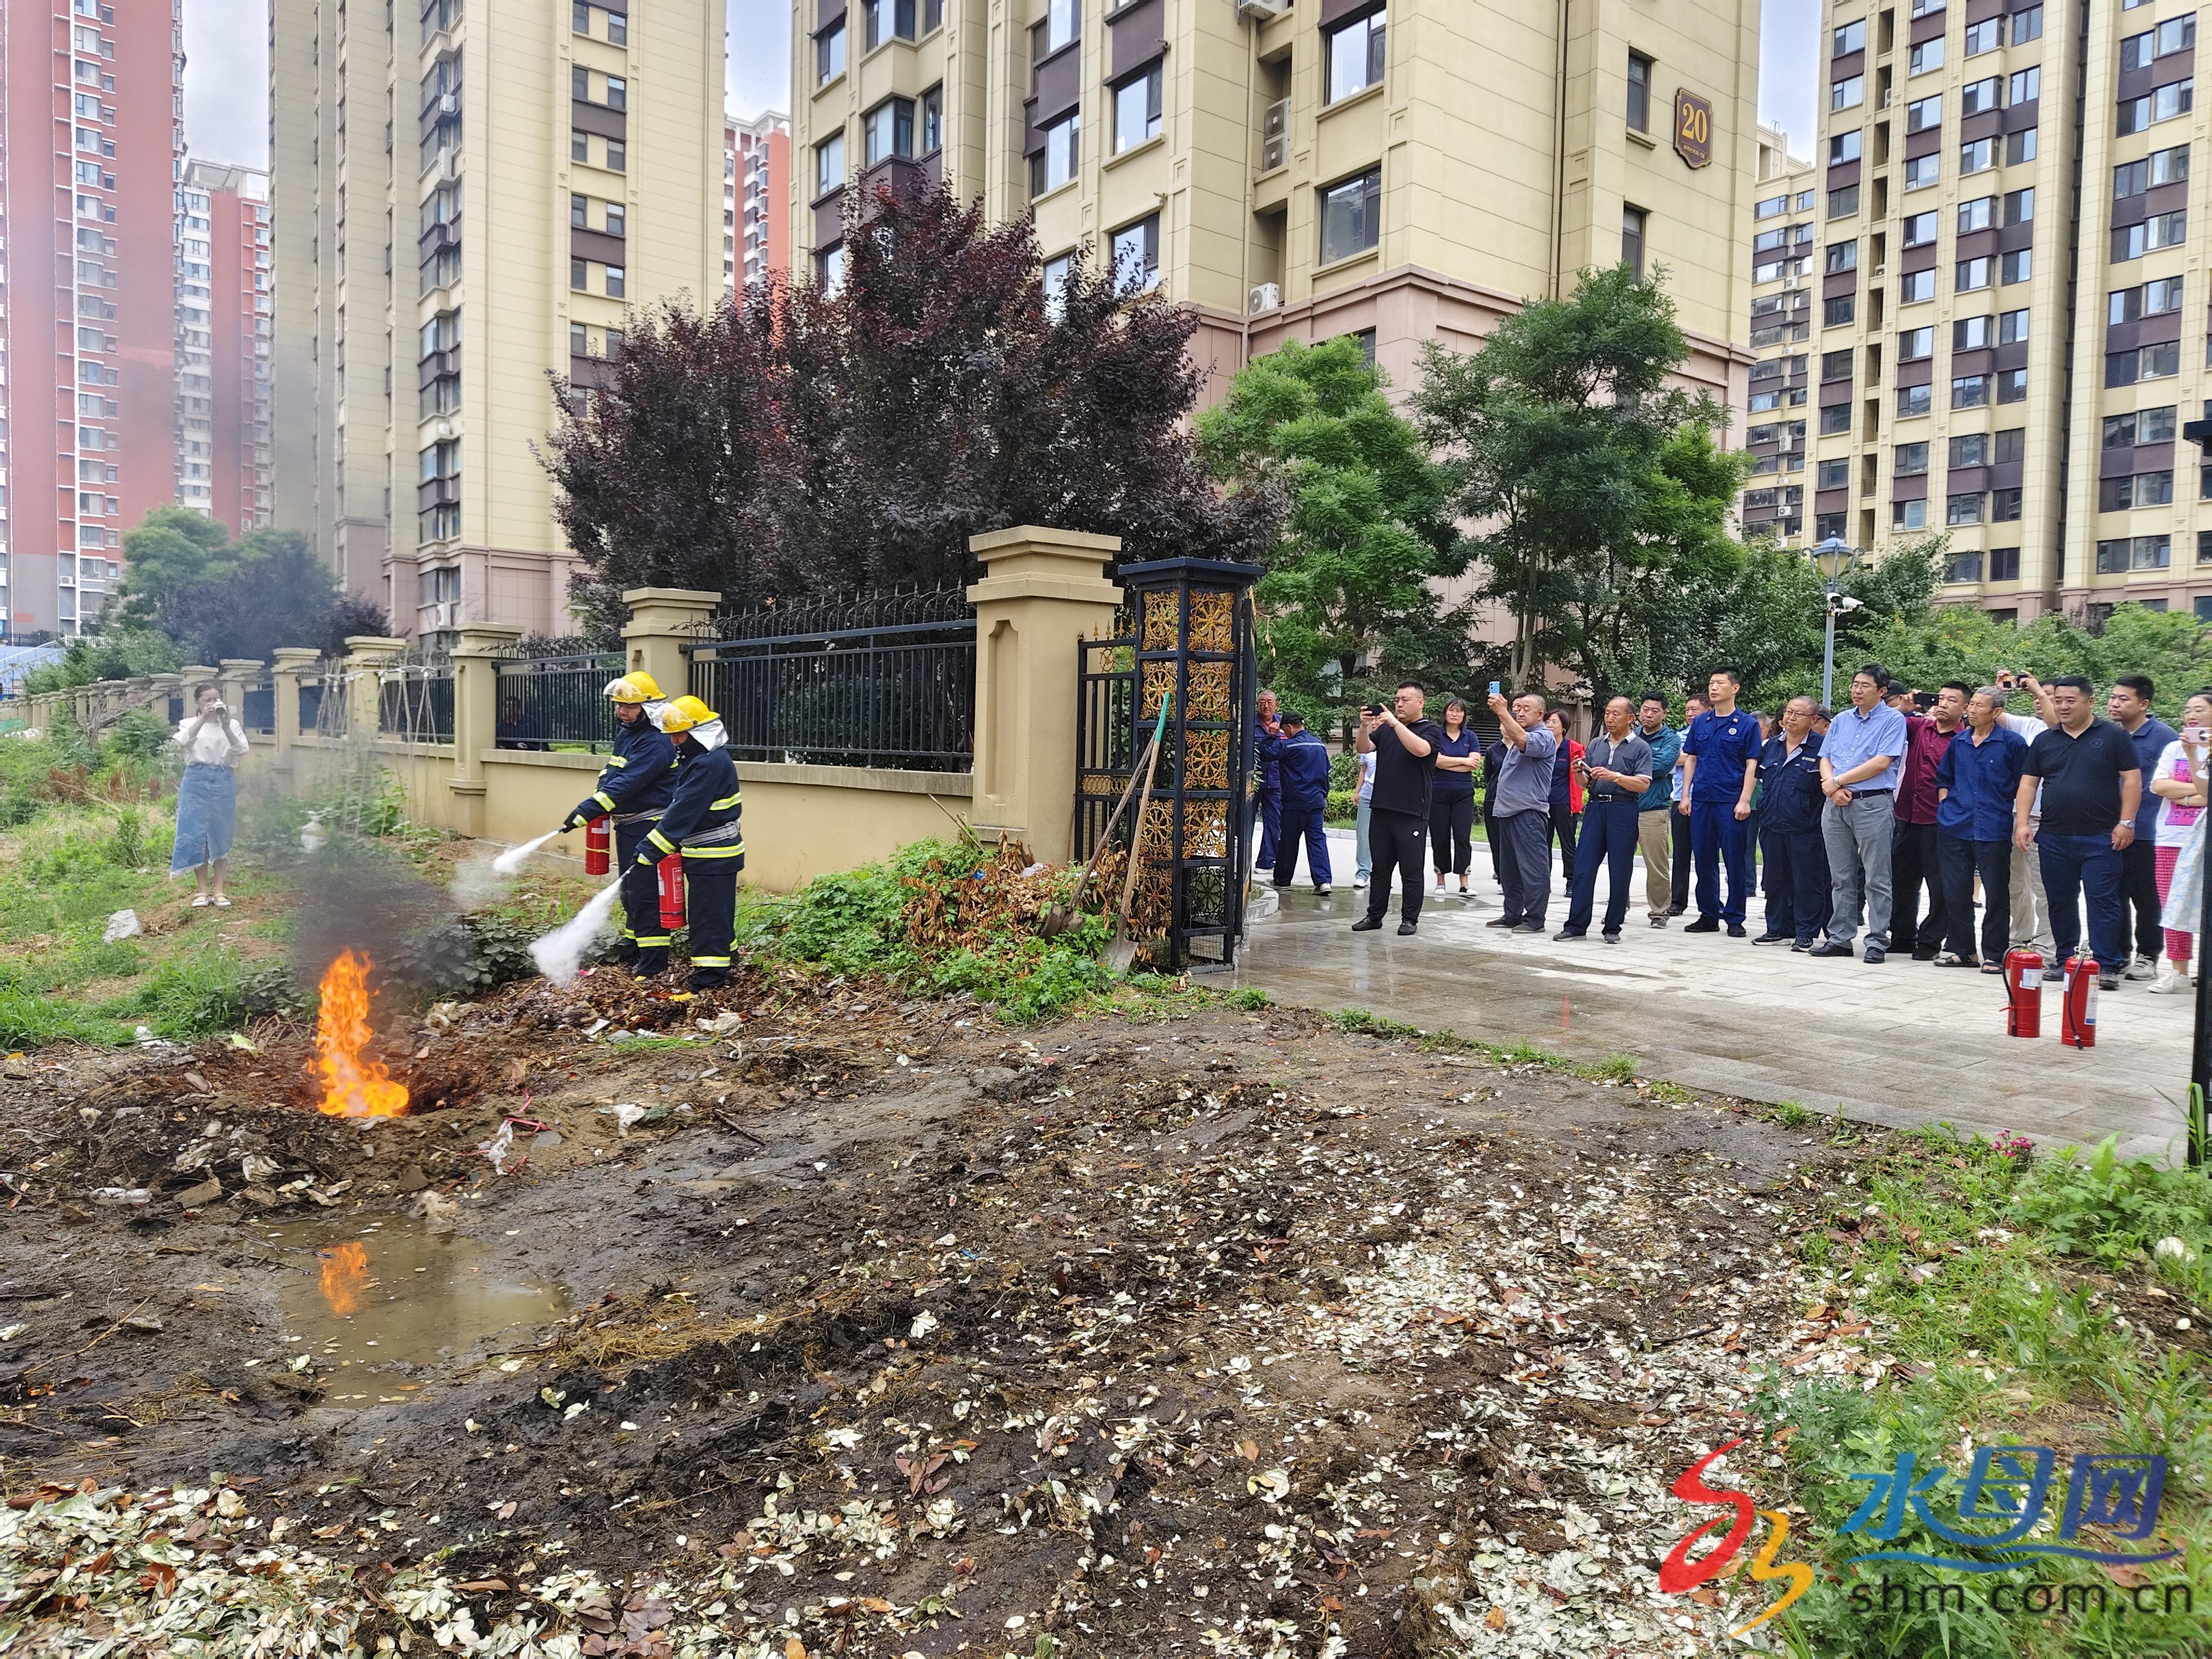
left=1270, top=710, right=1333, bottom=894
left=640, top=695, right=744, bottom=992
left=562, top=671, right=676, bottom=975
left=1753, top=696, right=1831, bottom=948
left=1677, top=667, right=1762, bottom=936
left=1253, top=688, right=1283, bottom=871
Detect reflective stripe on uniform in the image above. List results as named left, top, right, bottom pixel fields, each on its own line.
left=592, top=791, right=617, bottom=812
left=605, top=755, right=629, bottom=768
left=633, top=933, right=672, bottom=947
left=683, top=842, right=746, bottom=860
left=646, top=827, right=675, bottom=855
left=710, top=792, right=741, bottom=810
left=689, top=954, right=732, bottom=967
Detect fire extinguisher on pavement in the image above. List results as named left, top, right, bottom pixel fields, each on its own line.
left=658, top=853, right=686, bottom=931
left=2060, top=953, right=2099, bottom=1049
left=584, top=818, right=610, bottom=875
left=2004, top=948, right=2042, bottom=1038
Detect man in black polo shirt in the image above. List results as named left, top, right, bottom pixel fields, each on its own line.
left=1352, top=681, right=1442, bottom=935
left=2015, top=675, right=2141, bottom=991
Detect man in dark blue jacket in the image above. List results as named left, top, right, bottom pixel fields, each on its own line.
left=1253, top=689, right=1283, bottom=871
left=1934, top=685, right=2027, bottom=967
left=1754, top=697, right=1832, bottom=948
left=640, top=696, right=744, bottom=992
left=562, top=673, right=677, bottom=974
left=1271, top=710, right=1333, bottom=894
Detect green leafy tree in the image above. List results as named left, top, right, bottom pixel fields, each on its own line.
left=21, top=630, right=180, bottom=695
left=1411, top=265, right=1733, bottom=695
left=1199, top=336, right=1464, bottom=740
left=111, top=507, right=237, bottom=640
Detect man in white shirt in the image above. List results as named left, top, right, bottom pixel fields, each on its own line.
left=1995, top=676, right=2052, bottom=960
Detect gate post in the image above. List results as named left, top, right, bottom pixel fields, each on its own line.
left=449, top=623, right=523, bottom=836
left=619, top=588, right=721, bottom=702
left=966, top=527, right=1124, bottom=861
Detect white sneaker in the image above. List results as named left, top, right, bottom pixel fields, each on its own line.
left=1353, top=875, right=1369, bottom=889
left=2125, top=953, right=2158, bottom=981
left=2148, top=962, right=2193, bottom=994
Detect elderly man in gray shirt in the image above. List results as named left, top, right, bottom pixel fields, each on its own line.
left=1812, top=663, right=1909, bottom=962
left=1483, top=689, right=1559, bottom=933
left=1555, top=694, right=1654, bottom=942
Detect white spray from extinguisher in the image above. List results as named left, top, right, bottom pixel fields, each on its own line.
left=493, top=829, right=563, bottom=877
left=530, top=877, right=626, bottom=986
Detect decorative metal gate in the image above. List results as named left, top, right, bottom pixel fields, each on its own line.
left=1074, top=557, right=1262, bottom=972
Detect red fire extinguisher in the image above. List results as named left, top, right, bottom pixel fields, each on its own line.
left=584, top=818, right=610, bottom=875
left=2004, top=948, right=2043, bottom=1038
left=2060, top=953, right=2099, bottom=1049
left=658, top=853, right=686, bottom=931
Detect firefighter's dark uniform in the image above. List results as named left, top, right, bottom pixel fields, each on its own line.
left=568, top=716, right=677, bottom=972
left=643, top=734, right=743, bottom=990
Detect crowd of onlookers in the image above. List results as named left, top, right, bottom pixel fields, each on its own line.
left=1253, top=665, right=2211, bottom=995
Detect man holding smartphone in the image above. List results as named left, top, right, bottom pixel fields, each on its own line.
left=1352, top=683, right=1442, bottom=935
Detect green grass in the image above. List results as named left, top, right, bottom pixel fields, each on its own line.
left=1751, top=1129, right=2212, bottom=1658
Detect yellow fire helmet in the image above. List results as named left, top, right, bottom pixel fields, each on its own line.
left=656, top=694, right=717, bottom=734
left=602, top=670, right=665, bottom=704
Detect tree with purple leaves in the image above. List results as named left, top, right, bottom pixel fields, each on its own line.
left=543, top=180, right=1279, bottom=638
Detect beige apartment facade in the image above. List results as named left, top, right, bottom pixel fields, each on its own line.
left=1737, top=124, right=1818, bottom=544
left=1809, top=0, right=2208, bottom=622
left=789, top=0, right=1761, bottom=415
left=270, top=0, right=722, bottom=643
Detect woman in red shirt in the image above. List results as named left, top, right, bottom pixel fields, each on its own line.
left=1545, top=710, right=1584, bottom=889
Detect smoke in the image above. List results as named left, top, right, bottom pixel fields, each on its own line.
left=494, top=830, right=563, bottom=876
left=529, top=878, right=626, bottom=987
left=287, top=840, right=455, bottom=990
left=448, top=829, right=566, bottom=911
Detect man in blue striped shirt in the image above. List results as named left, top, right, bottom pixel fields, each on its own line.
left=1811, top=664, right=1908, bottom=962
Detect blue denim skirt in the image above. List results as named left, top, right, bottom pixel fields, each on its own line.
left=171, top=763, right=238, bottom=872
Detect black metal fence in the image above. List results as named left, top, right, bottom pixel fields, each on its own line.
left=496, top=649, right=626, bottom=752
left=240, top=679, right=276, bottom=734
left=377, top=653, right=455, bottom=745
left=301, top=660, right=347, bottom=738
left=685, top=588, right=975, bottom=771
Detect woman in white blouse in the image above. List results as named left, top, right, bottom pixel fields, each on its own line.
left=171, top=683, right=249, bottom=907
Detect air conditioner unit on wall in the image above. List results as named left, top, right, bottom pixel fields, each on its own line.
left=1237, top=0, right=1286, bottom=19
left=1250, top=282, right=1282, bottom=314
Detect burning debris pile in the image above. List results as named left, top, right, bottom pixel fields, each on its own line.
left=311, top=949, right=408, bottom=1119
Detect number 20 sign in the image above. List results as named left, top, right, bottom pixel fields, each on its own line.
left=1675, top=90, right=1715, bottom=169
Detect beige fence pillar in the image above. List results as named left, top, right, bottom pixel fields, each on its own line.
left=342, top=636, right=406, bottom=740
left=448, top=624, right=523, bottom=837
left=620, top=588, right=721, bottom=702
left=270, top=647, right=320, bottom=764
left=965, top=526, right=1124, bottom=861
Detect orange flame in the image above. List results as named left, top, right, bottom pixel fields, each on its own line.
left=312, top=949, right=408, bottom=1117
left=318, top=1241, right=369, bottom=1317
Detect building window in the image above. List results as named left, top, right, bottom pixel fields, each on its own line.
left=1326, top=10, right=1387, bottom=104
left=1904, top=155, right=1940, bottom=191
left=864, top=97, right=915, bottom=164
left=1894, top=498, right=1928, bottom=530
left=574, top=0, right=591, bottom=32
left=604, top=264, right=624, bottom=298
left=2096, top=535, right=2171, bottom=572
left=1903, top=210, right=1939, bottom=248
left=2100, top=471, right=2175, bottom=511
left=1114, top=64, right=1162, bottom=151
left=1824, top=295, right=1855, bottom=326
left=865, top=0, right=916, bottom=49
left=2005, top=129, right=2038, bottom=166
left=1820, top=402, right=1852, bottom=434
left=1626, top=51, right=1650, bottom=131
left=571, top=129, right=590, bottom=162
left=604, top=76, right=626, bottom=112
left=1905, top=94, right=1942, bottom=133
left=1899, top=326, right=1934, bottom=362
left=1832, top=18, right=1864, bottom=55
left=2003, top=187, right=2034, bottom=227
left=2009, top=5, right=2041, bottom=43
left=1320, top=169, right=1383, bottom=266
left=1818, top=457, right=1850, bottom=488
left=2119, top=81, right=2194, bottom=136
left=1957, top=258, right=1992, bottom=292
left=818, top=242, right=846, bottom=294
left=1910, top=38, right=1945, bottom=76
left=1825, top=239, right=1857, bottom=274
left=921, top=84, right=943, bottom=153
left=2112, top=212, right=2187, bottom=261
left=1945, top=551, right=1984, bottom=583
left=1822, top=347, right=1854, bottom=381
left=1042, top=251, right=1074, bottom=319
left=1947, top=492, right=1985, bottom=525
left=571, top=257, right=588, bottom=291
left=1960, top=78, right=2000, bottom=117
left=569, top=321, right=589, bottom=356
left=570, top=192, right=588, bottom=227
left=1039, top=0, right=1078, bottom=54
left=1829, top=185, right=1860, bottom=218
left=605, top=138, right=625, bottom=171
left=1756, top=193, right=1788, bottom=221
left=1960, top=137, right=1995, bottom=174
left=1957, top=196, right=1995, bottom=234
left=1816, top=511, right=1848, bottom=539
left=1833, top=75, right=1864, bottom=111
left=1964, top=17, right=1999, bottom=55
left=1030, top=111, right=1079, bottom=196
left=2007, top=67, right=2038, bottom=105
left=1996, top=369, right=2026, bottom=402
left=1896, top=442, right=1930, bottom=477
left=1993, top=488, right=2022, bottom=521
left=608, top=10, right=625, bottom=44
left=1898, top=383, right=1933, bottom=417
left=1952, top=374, right=1990, bottom=408
left=1830, top=130, right=1861, bottom=165
left=572, top=65, right=591, bottom=101
left=816, top=132, right=846, bottom=195
left=605, top=203, right=624, bottom=237
left=1621, top=204, right=1647, bottom=279
left=1112, top=213, right=1160, bottom=291
left=1997, top=249, right=2029, bottom=286
left=1953, top=316, right=1992, bottom=351
left=817, top=21, right=846, bottom=83
left=2115, top=146, right=2191, bottom=199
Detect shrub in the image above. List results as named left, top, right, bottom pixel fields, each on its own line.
left=1325, top=789, right=1358, bottom=822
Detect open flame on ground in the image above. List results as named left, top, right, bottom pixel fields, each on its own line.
left=316, top=1241, right=369, bottom=1317
left=312, top=948, right=408, bottom=1117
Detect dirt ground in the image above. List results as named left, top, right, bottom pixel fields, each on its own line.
left=0, top=968, right=1880, bottom=1657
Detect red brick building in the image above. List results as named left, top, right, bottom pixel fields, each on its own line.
left=725, top=110, right=789, bottom=301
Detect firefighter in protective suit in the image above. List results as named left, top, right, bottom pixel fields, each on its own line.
left=561, top=672, right=677, bottom=975
left=642, top=695, right=743, bottom=991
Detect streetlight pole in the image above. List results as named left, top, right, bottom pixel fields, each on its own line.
left=1811, top=535, right=1856, bottom=709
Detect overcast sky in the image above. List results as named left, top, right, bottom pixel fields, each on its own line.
left=185, top=0, right=1818, bottom=179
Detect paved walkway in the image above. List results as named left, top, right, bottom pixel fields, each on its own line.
left=1229, top=827, right=2194, bottom=1161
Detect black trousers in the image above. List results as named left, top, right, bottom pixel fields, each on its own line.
left=1890, top=820, right=1948, bottom=956
left=1938, top=832, right=2011, bottom=963
left=1670, top=805, right=1692, bottom=908
left=1481, top=797, right=1504, bottom=890
left=1430, top=792, right=1475, bottom=875
left=1563, top=798, right=1638, bottom=934
left=1493, top=808, right=1553, bottom=926
left=615, top=819, right=669, bottom=966
left=682, top=855, right=741, bottom=988
left=1761, top=824, right=1831, bottom=943
left=2121, top=838, right=2163, bottom=962
left=1365, top=808, right=1427, bottom=924
left=1549, top=801, right=1579, bottom=886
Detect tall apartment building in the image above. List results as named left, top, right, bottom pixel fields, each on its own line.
left=788, top=0, right=1761, bottom=414
left=1809, top=0, right=2208, bottom=621
left=725, top=110, right=791, bottom=298
left=177, top=159, right=273, bottom=537
left=1739, top=124, right=1818, bottom=544
left=271, top=0, right=723, bottom=644
left=0, top=0, right=185, bottom=640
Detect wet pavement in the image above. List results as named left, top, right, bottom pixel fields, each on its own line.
left=1231, top=827, right=2193, bottom=1160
